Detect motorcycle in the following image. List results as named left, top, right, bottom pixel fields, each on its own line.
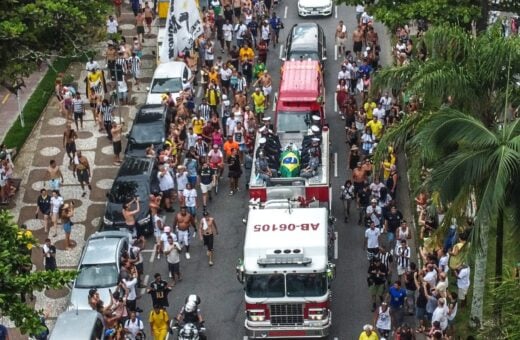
left=171, top=321, right=206, bottom=340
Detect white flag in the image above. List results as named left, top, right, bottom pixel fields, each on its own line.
left=160, top=0, right=203, bottom=63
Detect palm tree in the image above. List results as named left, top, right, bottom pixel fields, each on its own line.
left=372, top=26, right=520, bottom=326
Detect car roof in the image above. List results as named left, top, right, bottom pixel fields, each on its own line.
left=117, top=157, right=155, bottom=177
left=50, top=310, right=103, bottom=340
left=81, top=232, right=128, bottom=265
left=153, top=61, right=187, bottom=78
left=290, top=23, right=320, bottom=50
left=135, top=105, right=165, bottom=124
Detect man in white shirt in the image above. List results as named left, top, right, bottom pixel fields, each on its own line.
left=423, top=264, right=438, bottom=288
left=355, top=4, right=364, bottom=24
left=122, top=262, right=138, bottom=312
left=456, top=264, right=470, bottom=306
left=373, top=103, right=386, bottom=125
left=222, top=19, right=233, bottom=52
left=124, top=311, right=144, bottom=339
left=379, top=93, right=393, bottom=115
left=157, top=165, right=175, bottom=212
left=164, top=235, right=182, bottom=282
left=366, top=199, right=383, bottom=229
left=431, top=298, right=449, bottom=332
left=183, top=183, right=198, bottom=218
left=364, top=221, right=381, bottom=260
left=106, top=15, right=118, bottom=36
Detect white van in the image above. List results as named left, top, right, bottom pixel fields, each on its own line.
left=146, top=61, right=191, bottom=105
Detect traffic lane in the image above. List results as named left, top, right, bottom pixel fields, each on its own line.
left=138, top=183, right=250, bottom=339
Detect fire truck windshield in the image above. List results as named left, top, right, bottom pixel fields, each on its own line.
left=286, top=273, right=327, bottom=297
left=246, top=274, right=285, bottom=298
left=245, top=273, right=327, bottom=298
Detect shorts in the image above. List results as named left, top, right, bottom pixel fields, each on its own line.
left=415, top=307, right=426, bottom=320
left=239, top=143, right=247, bottom=152
left=458, top=286, right=469, bottom=300
left=113, top=140, right=122, bottom=155
left=254, top=106, right=265, bottom=114
left=76, top=169, right=89, bottom=183
left=221, top=79, right=230, bottom=88
left=161, top=188, right=173, bottom=197
left=48, top=178, right=61, bottom=191
left=168, top=261, right=180, bottom=274
left=187, top=176, right=197, bottom=186
left=263, top=85, right=272, bottom=96
left=228, top=170, right=241, bottom=178
left=369, top=283, right=384, bottom=297
left=397, top=265, right=408, bottom=276
left=131, top=69, right=141, bottom=79
left=145, top=17, right=153, bottom=25
left=203, top=234, right=214, bottom=251
left=336, top=37, right=347, bottom=47
left=73, top=111, right=83, bottom=121
left=153, top=328, right=168, bottom=340
left=177, top=229, right=190, bottom=246
left=354, top=41, right=363, bottom=53
left=66, top=142, right=76, bottom=154
left=118, top=91, right=128, bottom=101
left=186, top=206, right=196, bottom=217
left=63, top=221, right=72, bottom=234
left=200, top=182, right=213, bottom=194
left=137, top=26, right=145, bottom=34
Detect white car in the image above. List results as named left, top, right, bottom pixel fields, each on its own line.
left=298, top=0, right=333, bottom=17
left=146, top=61, right=191, bottom=105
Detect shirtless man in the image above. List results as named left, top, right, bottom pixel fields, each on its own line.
left=198, top=211, right=219, bottom=266
left=254, top=71, right=272, bottom=105
left=46, top=160, right=64, bottom=191
left=352, top=25, right=364, bottom=59
left=352, top=161, right=367, bottom=194
left=111, top=121, right=123, bottom=165
left=366, top=26, right=379, bottom=48
left=335, top=20, right=347, bottom=56
left=73, top=151, right=92, bottom=197
left=174, top=206, right=196, bottom=259
left=63, top=123, right=78, bottom=165
left=234, top=90, right=247, bottom=108
left=123, top=197, right=141, bottom=238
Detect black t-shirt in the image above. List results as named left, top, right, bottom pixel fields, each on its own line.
left=358, top=190, right=370, bottom=206
left=200, top=167, right=214, bottom=185
left=37, top=195, right=51, bottom=215
left=404, top=270, right=417, bottom=291
left=385, top=211, right=403, bottom=233
left=368, top=263, right=387, bottom=285
left=149, top=280, right=171, bottom=307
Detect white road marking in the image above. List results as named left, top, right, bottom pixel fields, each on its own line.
left=334, top=232, right=338, bottom=259
left=149, top=248, right=157, bottom=262
left=140, top=274, right=150, bottom=294
left=279, top=44, right=284, bottom=59
left=334, top=45, right=338, bottom=61
left=334, top=152, right=338, bottom=177
left=284, top=5, right=288, bottom=19
left=335, top=6, right=338, bottom=19
left=140, top=249, right=154, bottom=253
left=272, top=92, right=278, bottom=111
left=334, top=92, right=338, bottom=113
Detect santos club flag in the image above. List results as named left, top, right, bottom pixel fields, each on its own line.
left=160, top=0, right=203, bottom=63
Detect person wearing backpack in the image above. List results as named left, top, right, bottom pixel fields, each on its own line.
left=124, top=311, right=145, bottom=339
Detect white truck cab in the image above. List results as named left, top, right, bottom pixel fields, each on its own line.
left=237, top=202, right=336, bottom=338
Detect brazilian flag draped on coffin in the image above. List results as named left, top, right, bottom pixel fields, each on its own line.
left=279, top=148, right=301, bottom=177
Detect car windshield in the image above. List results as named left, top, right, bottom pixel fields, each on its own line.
left=129, top=122, right=164, bottom=145
left=75, top=264, right=118, bottom=288
left=245, top=274, right=285, bottom=298
left=150, top=78, right=182, bottom=93
left=277, top=111, right=312, bottom=132
left=287, top=51, right=319, bottom=61
left=108, top=180, right=148, bottom=204
left=286, top=273, right=328, bottom=297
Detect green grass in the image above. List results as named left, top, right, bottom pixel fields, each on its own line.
left=2, top=58, right=73, bottom=152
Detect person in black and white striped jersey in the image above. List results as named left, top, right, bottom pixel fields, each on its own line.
left=128, top=52, right=141, bottom=90
left=71, top=92, right=85, bottom=130
left=376, top=246, right=393, bottom=284
left=396, top=239, right=411, bottom=281
left=198, top=98, right=212, bottom=121
left=100, top=99, right=114, bottom=140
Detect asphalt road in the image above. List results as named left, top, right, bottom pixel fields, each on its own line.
left=136, top=3, right=400, bottom=339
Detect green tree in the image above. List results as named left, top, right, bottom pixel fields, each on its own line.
left=0, top=210, right=76, bottom=335
left=0, top=0, right=110, bottom=91
left=372, top=26, right=520, bottom=327
left=335, top=0, right=520, bottom=31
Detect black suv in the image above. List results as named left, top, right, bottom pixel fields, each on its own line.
left=102, top=157, right=159, bottom=235
left=125, top=105, right=167, bottom=157
left=283, top=23, right=327, bottom=64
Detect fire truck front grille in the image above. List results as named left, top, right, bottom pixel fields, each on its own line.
left=269, top=304, right=304, bottom=326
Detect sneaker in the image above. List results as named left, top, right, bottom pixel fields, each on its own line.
left=209, top=261, right=214, bottom=266
left=157, top=254, right=161, bottom=260
left=229, top=191, right=234, bottom=196
left=185, top=252, right=191, bottom=259
left=168, top=272, right=172, bottom=278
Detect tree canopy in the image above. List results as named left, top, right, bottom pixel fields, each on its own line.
left=0, top=210, right=76, bottom=335
left=335, top=0, right=520, bottom=31
left=0, top=0, right=109, bottom=89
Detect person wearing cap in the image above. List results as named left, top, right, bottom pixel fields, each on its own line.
left=199, top=211, right=219, bottom=266
left=374, top=301, right=391, bottom=338
left=365, top=221, right=381, bottom=261
left=366, top=197, right=383, bottom=229
left=358, top=324, right=378, bottom=340
left=174, top=206, right=196, bottom=259
left=251, top=87, right=266, bottom=121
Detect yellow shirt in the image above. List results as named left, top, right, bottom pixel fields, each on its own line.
left=366, top=119, right=383, bottom=139
left=382, top=160, right=392, bottom=180
left=149, top=309, right=169, bottom=330
left=208, top=70, right=219, bottom=84
left=192, top=118, right=205, bottom=135
left=251, top=92, right=265, bottom=108
left=364, top=101, right=377, bottom=120
left=359, top=331, right=379, bottom=340
left=239, top=47, right=255, bottom=62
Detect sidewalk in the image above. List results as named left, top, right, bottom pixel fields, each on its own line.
left=0, top=64, right=48, bottom=143
left=1, top=2, right=158, bottom=338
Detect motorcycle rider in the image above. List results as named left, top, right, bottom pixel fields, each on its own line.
left=176, top=295, right=204, bottom=327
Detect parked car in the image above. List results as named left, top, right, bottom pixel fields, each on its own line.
left=69, top=231, right=131, bottom=310
left=298, top=0, right=333, bottom=17
left=49, top=310, right=105, bottom=340
left=146, top=61, right=191, bottom=105
left=125, top=104, right=167, bottom=157
left=283, top=23, right=327, bottom=63
left=103, top=157, right=159, bottom=235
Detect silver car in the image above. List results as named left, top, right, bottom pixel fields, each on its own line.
left=298, top=0, right=333, bottom=17
left=70, top=231, right=131, bottom=310
left=49, top=310, right=105, bottom=340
